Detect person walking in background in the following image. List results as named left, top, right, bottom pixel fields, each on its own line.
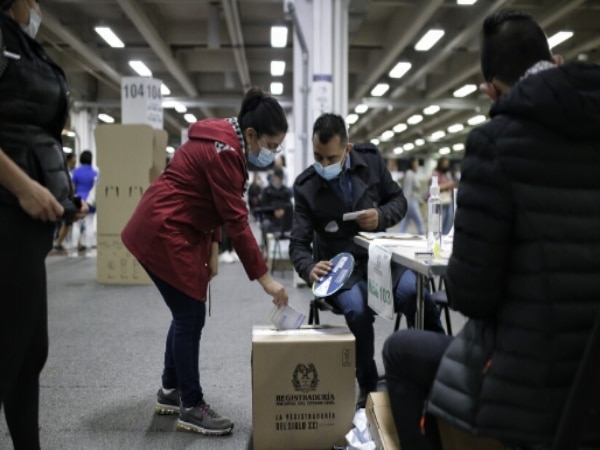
left=383, top=11, right=600, bottom=449
left=69, top=150, right=98, bottom=256
left=398, top=156, right=425, bottom=235
left=259, top=167, right=292, bottom=251
left=121, top=87, right=289, bottom=436
left=54, top=152, right=77, bottom=251
left=0, top=1, right=87, bottom=448
left=430, top=157, right=455, bottom=235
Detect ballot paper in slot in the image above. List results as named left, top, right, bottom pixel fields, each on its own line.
left=269, top=304, right=306, bottom=330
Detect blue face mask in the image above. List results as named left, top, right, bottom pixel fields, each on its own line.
left=248, top=147, right=275, bottom=168
left=314, top=159, right=343, bottom=181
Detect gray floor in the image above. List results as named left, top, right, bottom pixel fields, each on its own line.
left=0, top=236, right=467, bottom=450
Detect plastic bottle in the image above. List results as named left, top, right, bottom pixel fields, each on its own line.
left=427, top=176, right=442, bottom=257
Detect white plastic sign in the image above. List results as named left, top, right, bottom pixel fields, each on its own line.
left=121, top=77, right=163, bottom=129
left=367, top=243, right=394, bottom=320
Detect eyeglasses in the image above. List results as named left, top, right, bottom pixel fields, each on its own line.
left=258, top=137, right=284, bottom=154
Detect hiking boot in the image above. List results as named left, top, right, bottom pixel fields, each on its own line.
left=177, top=401, right=234, bottom=436
left=155, top=388, right=180, bottom=415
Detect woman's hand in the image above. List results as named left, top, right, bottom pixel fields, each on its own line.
left=258, top=273, right=288, bottom=307
left=18, top=178, right=64, bottom=222
left=209, top=241, right=219, bottom=280
left=309, top=260, right=332, bottom=284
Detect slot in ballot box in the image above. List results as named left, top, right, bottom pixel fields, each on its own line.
left=252, top=325, right=355, bottom=450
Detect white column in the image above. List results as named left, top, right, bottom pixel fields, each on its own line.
left=69, top=108, right=97, bottom=160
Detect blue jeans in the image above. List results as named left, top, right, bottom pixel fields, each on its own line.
left=145, top=269, right=206, bottom=408
left=442, top=203, right=454, bottom=235
left=399, top=199, right=425, bottom=235
left=330, top=270, right=444, bottom=390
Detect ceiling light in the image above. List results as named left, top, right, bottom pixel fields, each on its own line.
left=393, top=147, right=404, bottom=155
left=370, top=138, right=380, bottom=146
left=98, top=113, right=114, bottom=123
left=174, top=103, right=187, bottom=113
left=166, top=146, right=175, bottom=154
left=393, top=123, right=407, bottom=133
left=457, top=0, right=477, bottom=4
left=271, top=60, right=286, bottom=76
left=128, top=60, right=152, bottom=77
left=467, top=115, right=487, bottom=126
left=447, top=123, right=465, bottom=133
left=415, top=29, right=445, bottom=52
left=389, top=62, right=412, bottom=79
left=62, top=130, right=76, bottom=137
left=439, top=147, right=451, bottom=155
left=270, top=82, right=284, bottom=95
left=453, top=84, right=477, bottom=98
left=371, top=83, right=390, bottom=97
left=423, top=105, right=440, bottom=115
left=453, top=143, right=465, bottom=151
left=381, top=130, right=395, bottom=141
left=346, top=113, right=359, bottom=125
left=415, top=138, right=425, bottom=146
left=161, top=84, right=171, bottom=96
left=271, top=26, right=288, bottom=48
left=94, top=26, right=125, bottom=48
left=184, top=113, right=197, bottom=123
left=62, top=146, right=73, bottom=154
left=547, top=31, right=574, bottom=49
left=407, top=114, right=423, bottom=125
left=355, top=104, right=369, bottom=114
left=430, top=130, right=446, bottom=141
left=403, top=143, right=415, bottom=151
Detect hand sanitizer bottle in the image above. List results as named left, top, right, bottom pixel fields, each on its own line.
left=427, top=176, right=442, bottom=257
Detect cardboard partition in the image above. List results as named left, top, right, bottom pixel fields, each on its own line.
left=437, top=419, right=504, bottom=450
left=365, top=392, right=401, bottom=450
left=94, top=124, right=167, bottom=284
left=252, top=325, right=355, bottom=450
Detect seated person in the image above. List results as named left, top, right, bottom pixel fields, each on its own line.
left=382, top=11, right=600, bottom=449
left=259, top=167, right=292, bottom=246
left=290, top=113, right=444, bottom=409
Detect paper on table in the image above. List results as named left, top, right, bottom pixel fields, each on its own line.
left=358, top=231, right=424, bottom=240
left=343, top=210, right=366, bottom=221
left=269, top=304, right=306, bottom=330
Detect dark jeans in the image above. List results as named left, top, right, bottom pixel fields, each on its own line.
left=382, top=330, right=453, bottom=450
left=145, top=269, right=206, bottom=408
left=0, top=207, right=52, bottom=450
left=330, top=270, right=444, bottom=390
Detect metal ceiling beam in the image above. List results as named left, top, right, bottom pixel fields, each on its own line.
left=73, top=95, right=294, bottom=110
left=353, top=0, right=444, bottom=100
left=222, top=0, right=252, bottom=92
left=114, top=0, right=214, bottom=118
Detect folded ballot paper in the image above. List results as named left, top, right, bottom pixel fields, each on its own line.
left=269, top=304, right=307, bottom=330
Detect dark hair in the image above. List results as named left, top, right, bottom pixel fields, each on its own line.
left=481, top=11, right=552, bottom=85
left=406, top=156, right=419, bottom=170
left=1, top=0, right=15, bottom=11
left=237, top=87, right=288, bottom=138
left=66, top=153, right=75, bottom=161
left=80, top=150, right=92, bottom=165
left=312, top=113, right=348, bottom=146
left=435, top=156, right=450, bottom=171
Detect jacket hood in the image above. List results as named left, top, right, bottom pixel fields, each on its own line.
left=187, top=118, right=242, bottom=150
left=491, top=62, right=600, bottom=139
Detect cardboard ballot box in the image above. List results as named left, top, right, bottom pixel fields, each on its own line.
left=365, top=392, right=400, bottom=450
left=252, top=325, right=355, bottom=450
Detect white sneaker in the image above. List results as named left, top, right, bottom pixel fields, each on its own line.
left=218, top=251, right=235, bottom=264
left=231, top=251, right=240, bottom=262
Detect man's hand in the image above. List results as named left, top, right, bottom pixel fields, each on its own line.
left=17, top=179, right=64, bottom=222
left=309, top=260, right=332, bottom=284
left=356, top=208, right=379, bottom=231
left=73, top=200, right=89, bottom=221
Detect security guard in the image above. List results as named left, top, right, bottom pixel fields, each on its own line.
left=289, top=113, right=444, bottom=409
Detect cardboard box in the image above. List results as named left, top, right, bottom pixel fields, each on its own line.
left=94, top=124, right=167, bottom=284
left=437, top=419, right=504, bottom=450
left=252, top=325, right=355, bottom=450
left=365, top=392, right=400, bottom=450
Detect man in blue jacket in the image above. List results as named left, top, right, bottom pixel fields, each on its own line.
left=383, top=11, right=600, bottom=449
left=290, top=113, right=444, bottom=409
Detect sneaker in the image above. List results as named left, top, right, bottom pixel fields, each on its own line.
left=218, top=251, right=235, bottom=264
left=155, top=388, right=180, bottom=415
left=177, top=401, right=234, bottom=436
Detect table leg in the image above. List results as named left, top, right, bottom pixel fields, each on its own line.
left=416, top=274, right=425, bottom=330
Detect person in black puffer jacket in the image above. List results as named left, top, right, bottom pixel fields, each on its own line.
left=382, top=10, right=600, bottom=450
left=0, top=1, right=86, bottom=448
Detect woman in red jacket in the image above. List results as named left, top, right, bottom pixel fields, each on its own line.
left=122, top=87, right=288, bottom=436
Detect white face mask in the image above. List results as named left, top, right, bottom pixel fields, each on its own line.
left=21, top=7, right=41, bottom=39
